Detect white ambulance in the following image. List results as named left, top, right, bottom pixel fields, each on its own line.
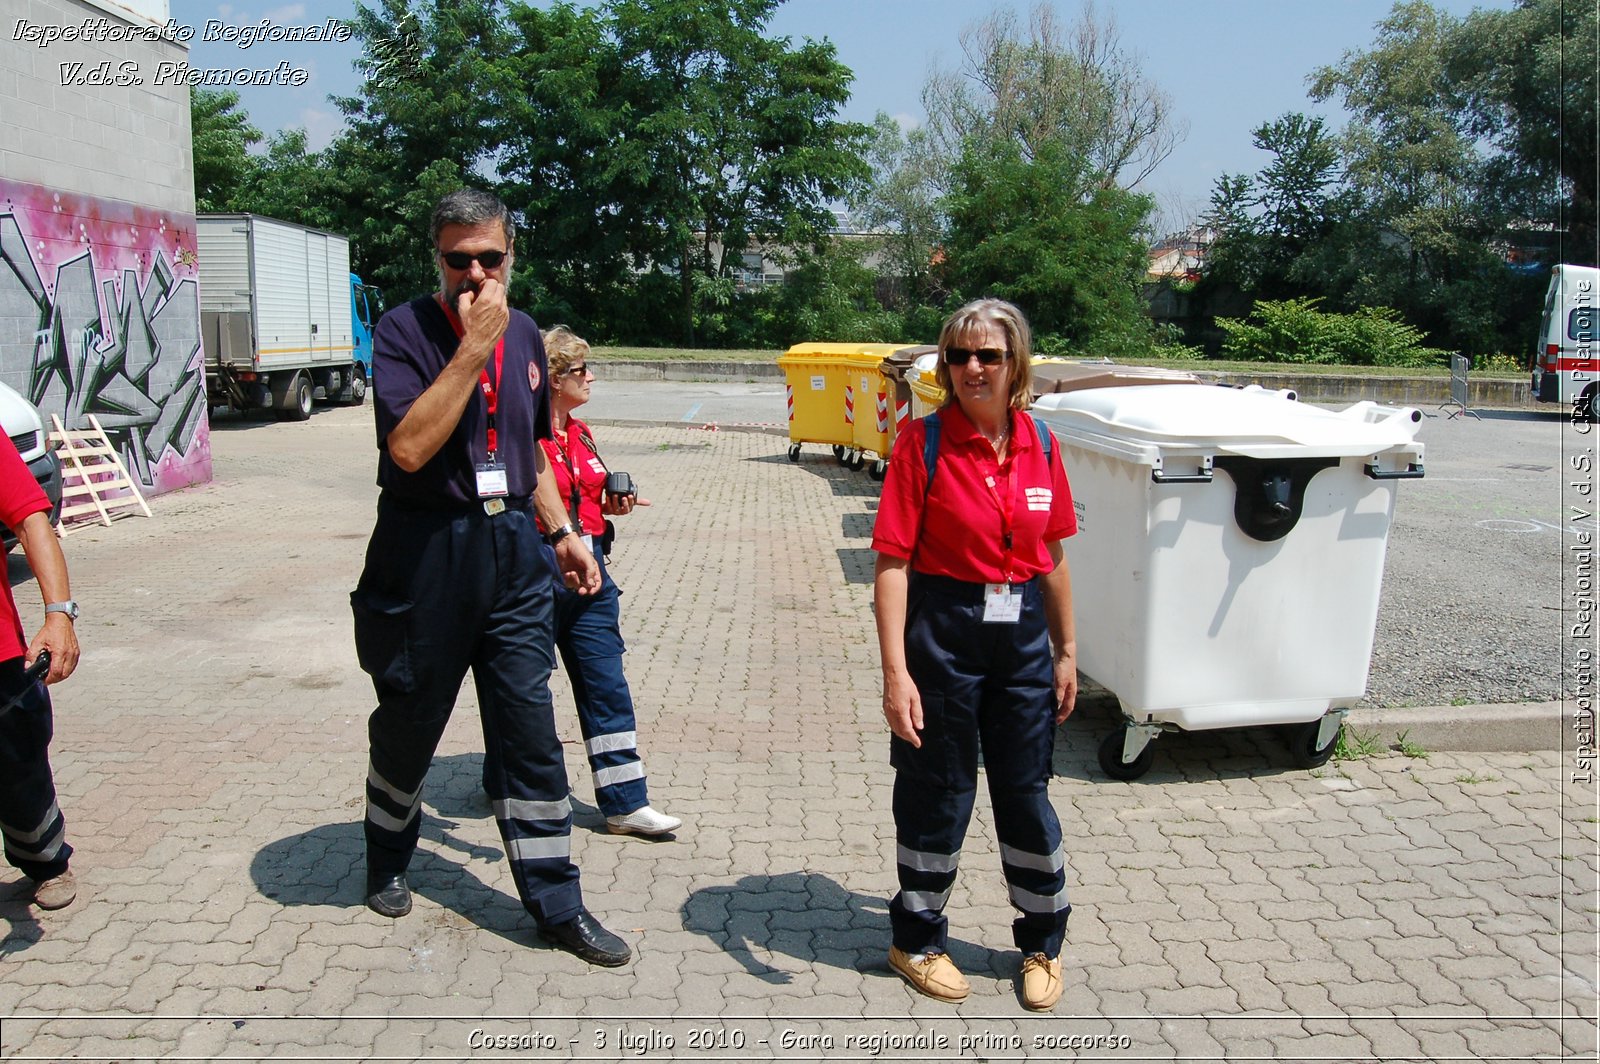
left=1533, top=263, right=1599, bottom=420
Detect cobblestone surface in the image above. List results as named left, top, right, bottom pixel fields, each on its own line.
left=0, top=406, right=1593, bottom=1061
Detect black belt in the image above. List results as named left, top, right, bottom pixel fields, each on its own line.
left=909, top=571, right=1039, bottom=602
left=381, top=491, right=532, bottom=515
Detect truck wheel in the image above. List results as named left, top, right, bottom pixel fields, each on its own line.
left=276, top=372, right=313, bottom=421
left=345, top=365, right=368, bottom=407
left=1581, top=385, right=1597, bottom=424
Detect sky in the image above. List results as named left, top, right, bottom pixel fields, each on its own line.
left=167, top=0, right=1512, bottom=233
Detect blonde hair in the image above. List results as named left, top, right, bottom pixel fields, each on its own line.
left=933, top=298, right=1035, bottom=411
left=541, top=325, right=590, bottom=378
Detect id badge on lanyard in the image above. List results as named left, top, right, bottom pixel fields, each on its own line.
left=983, top=583, right=1023, bottom=623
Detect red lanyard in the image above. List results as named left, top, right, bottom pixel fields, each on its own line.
left=439, top=297, right=506, bottom=457
left=983, top=458, right=1019, bottom=582
left=979, top=415, right=1020, bottom=581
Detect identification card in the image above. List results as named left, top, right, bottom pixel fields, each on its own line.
left=983, top=583, right=1022, bottom=624
left=475, top=462, right=509, bottom=499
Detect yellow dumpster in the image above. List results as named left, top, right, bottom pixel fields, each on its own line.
left=778, top=343, right=861, bottom=462
left=845, top=344, right=914, bottom=478
left=779, top=342, right=909, bottom=468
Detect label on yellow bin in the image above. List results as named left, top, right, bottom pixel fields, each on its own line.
left=810, top=375, right=826, bottom=390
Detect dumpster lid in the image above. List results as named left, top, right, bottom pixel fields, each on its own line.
left=1031, top=361, right=1200, bottom=394
left=1033, top=384, right=1424, bottom=460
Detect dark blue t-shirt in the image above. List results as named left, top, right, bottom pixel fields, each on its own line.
left=372, top=295, right=551, bottom=505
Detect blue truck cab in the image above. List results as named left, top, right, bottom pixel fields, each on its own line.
left=349, top=274, right=383, bottom=402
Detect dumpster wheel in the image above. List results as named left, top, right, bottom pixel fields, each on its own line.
left=833, top=445, right=848, bottom=464
left=848, top=450, right=866, bottom=471
left=1284, top=714, right=1343, bottom=769
left=1098, top=727, right=1156, bottom=781
left=869, top=458, right=887, bottom=481
left=787, top=443, right=801, bottom=463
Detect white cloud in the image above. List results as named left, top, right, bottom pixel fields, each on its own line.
left=892, top=112, right=922, bottom=132
left=299, top=107, right=346, bottom=152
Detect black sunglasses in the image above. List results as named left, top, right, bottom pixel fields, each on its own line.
left=441, top=249, right=507, bottom=270
left=943, top=346, right=1011, bottom=366
left=564, top=363, right=591, bottom=377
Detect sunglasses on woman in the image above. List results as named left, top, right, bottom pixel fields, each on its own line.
left=564, top=363, right=590, bottom=377
left=943, top=346, right=1011, bottom=366
left=440, top=250, right=507, bottom=270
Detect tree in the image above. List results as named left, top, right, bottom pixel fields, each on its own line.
left=846, top=114, right=945, bottom=308
left=921, top=2, right=1185, bottom=196
left=329, top=0, right=506, bottom=299
left=942, top=138, right=1153, bottom=354
left=1451, top=0, right=1597, bottom=263
left=190, top=88, right=262, bottom=212
left=605, top=0, right=870, bottom=343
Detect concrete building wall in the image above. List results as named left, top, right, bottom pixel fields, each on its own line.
left=0, top=0, right=210, bottom=495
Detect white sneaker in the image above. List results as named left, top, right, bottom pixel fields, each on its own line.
left=605, top=806, right=682, bottom=836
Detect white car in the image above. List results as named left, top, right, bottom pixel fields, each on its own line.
left=0, top=382, right=63, bottom=547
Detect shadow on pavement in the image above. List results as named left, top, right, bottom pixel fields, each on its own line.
left=0, top=883, right=44, bottom=957
left=1053, top=694, right=1326, bottom=784
left=680, top=871, right=1039, bottom=988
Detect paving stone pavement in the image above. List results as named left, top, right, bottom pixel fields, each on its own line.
left=0, top=406, right=1594, bottom=1062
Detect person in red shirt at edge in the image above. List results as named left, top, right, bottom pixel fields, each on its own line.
left=0, top=436, right=82, bottom=911
left=871, top=298, right=1078, bottom=1012
left=530, top=326, right=682, bottom=838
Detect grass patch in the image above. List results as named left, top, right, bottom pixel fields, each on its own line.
left=1394, top=729, right=1429, bottom=759
left=1455, top=773, right=1498, bottom=784
left=1334, top=726, right=1385, bottom=761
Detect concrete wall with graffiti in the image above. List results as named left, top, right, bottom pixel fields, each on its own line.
left=0, top=182, right=210, bottom=494
left=1, top=0, right=209, bottom=495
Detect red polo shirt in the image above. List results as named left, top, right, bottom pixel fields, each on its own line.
left=872, top=404, right=1076, bottom=584
left=538, top=416, right=608, bottom=536
left=0, top=436, right=50, bottom=661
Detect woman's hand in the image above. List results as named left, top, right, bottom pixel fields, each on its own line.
left=1053, top=644, right=1078, bottom=723
left=601, top=494, right=650, bottom=516
left=883, top=668, right=925, bottom=747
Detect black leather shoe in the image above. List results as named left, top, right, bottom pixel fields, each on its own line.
left=542, top=909, right=631, bottom=967
left=365, top=873, right=412, bottom=918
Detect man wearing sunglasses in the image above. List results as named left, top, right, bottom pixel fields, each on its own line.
left=351, top=188, right=631, bottom=967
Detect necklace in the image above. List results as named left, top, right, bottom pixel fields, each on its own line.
left=980, top=421, right=1009, bottom=451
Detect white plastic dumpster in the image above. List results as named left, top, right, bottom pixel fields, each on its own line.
left=1031, top=384, right=1425, bottom=779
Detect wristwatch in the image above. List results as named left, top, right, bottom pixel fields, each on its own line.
left=546, top=523, right=575, bottom=546
left=44, top=600, right=79, bottom=621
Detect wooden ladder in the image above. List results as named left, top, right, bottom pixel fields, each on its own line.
left=48, top=414, right=153, bottom=534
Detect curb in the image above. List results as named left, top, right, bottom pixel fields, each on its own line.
left=1350, top=700, right=1569, bottom=754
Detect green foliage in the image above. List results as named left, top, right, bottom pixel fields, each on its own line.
left=942, top=139, right=1154, bottom=357
left=767, top=239, right=901, bottom=345
left=1218, top=298, right=1450, bottom=367
left=190, top=88, right=261, bottom=212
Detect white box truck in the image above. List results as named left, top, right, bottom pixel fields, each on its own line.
left=197, top=214, right=380, bottom=420
left=1533, top=263, right=1598, bottom=421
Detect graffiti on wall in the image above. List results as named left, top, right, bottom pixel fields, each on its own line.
left=0, top=180, right=210, bottom=495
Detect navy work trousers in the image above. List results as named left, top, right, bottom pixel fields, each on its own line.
left=552, top=553, right=649, bottom=819
left=889, top=573, right=1071, bottom=958
left=0, top=658, right=71, bottom=881
left=353, top=494, right=582, bottom=926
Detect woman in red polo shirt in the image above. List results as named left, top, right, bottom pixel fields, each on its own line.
left=534, top=327, right=681, bottom=839
left=871, top=298, right=1078, bottom=1011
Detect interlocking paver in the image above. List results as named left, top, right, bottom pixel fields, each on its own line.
left=0, top=407, right=1588, bottom=1060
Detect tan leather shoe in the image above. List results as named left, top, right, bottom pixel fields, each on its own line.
left=889, top=946, right=970, bottom=1002
left=1020, top=952, right=1063, bottom=1010
left=30, top=869, right=76, bottom=911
